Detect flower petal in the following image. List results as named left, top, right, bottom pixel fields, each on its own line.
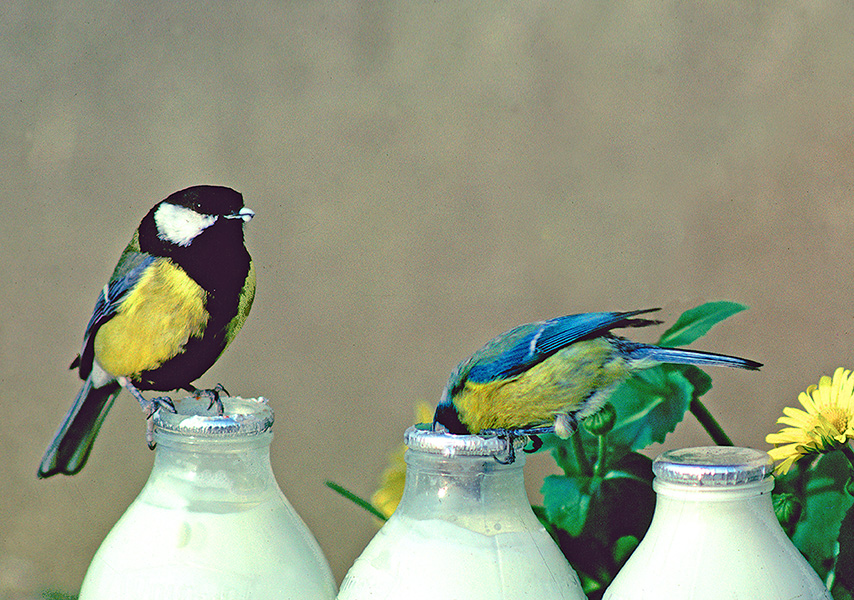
left=766, top=367, right=854, bottom=473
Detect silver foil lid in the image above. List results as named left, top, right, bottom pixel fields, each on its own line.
left=404, top=425, right=526, bottom=457
left=154, top=396, right=273, bottom=437
left=653, top=446, right=773, bottom=486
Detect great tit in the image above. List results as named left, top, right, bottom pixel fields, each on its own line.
left=433, top=308, right=761, bottom=439
left=38, top=185, right=256, bottom=478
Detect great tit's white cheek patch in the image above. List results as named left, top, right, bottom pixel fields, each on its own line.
left=154, top=203, right=217, bottom=246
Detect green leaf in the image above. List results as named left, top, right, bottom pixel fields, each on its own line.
left=550, top=453, right=655, bottom=595
left=541, top=429, right=615, bottom=476
left=680, top=364, right=713, bottom=397
left=586, top=453, right=656, bottom=545
left=793, top=452, right=854, bottom=580
left=543, top=433, right=585, bottom=475
left=531, top=504, right=558, bottom=540
left=612, top=535, right=640, bottom=565
left=541, top=474, right=592, bottom=536
left=325, top=480, right=388, bottom=521
left=772, top=492, right=803, bottom=537
left=607, top=364, right=695, bottom=451
left=41, top=593, right=78, bottom=600
left=657, top=301, right=748, bottom=348
left=833, top=504, right=854, bottom=599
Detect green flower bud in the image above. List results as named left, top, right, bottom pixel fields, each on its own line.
left=583, top=402, right=617, bottom=436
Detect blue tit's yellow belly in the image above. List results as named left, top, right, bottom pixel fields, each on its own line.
left=94, top=258, right=209, bottom=378
left=455, top=338, right=632, bottom=432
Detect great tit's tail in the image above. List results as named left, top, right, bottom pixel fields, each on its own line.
left=624, top=343, right=762, bottom=371
left=38, top=377, right=121, bottom=478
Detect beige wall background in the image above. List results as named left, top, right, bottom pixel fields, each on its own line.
left=2, top=1, right=853, bottom=596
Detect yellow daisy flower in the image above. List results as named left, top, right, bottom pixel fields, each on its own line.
left=371, top=402, right=435, bottom=518
left=766, top=367, right=854, bottom=474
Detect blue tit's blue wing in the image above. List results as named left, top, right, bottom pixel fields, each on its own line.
left=464, top=309, right=662, bottom=384
left=76, top=253, right=157, bottom=379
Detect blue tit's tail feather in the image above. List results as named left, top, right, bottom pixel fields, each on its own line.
left=38, top=378, right=121, bottom=478
left=623, top=343, right=762, bottom=371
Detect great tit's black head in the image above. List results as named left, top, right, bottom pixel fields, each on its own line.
left=166, top=186, right=249, bottom=219
left=148, top=185, right=254, bottom=248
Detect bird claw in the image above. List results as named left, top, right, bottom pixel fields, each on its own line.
left=154, top=396, right=177, bottom=414
left=139, top=395, right=177, bottom=420
left=116, top=378, right=175, bottom=450
left=142, top=397, right=177, bottom=450
left=146, top=419, right=156, bottom=450
left=192, top=383, right=229, bottom=415
left=119, top=377, right=176, bottom=419
left=479, top=426, right=556, bottom=464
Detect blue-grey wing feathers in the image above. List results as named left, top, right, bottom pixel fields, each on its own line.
left=77, top=254, right=156, bottom=379
left=84, top=254, right=156, bottom=338
left=465, top=308, right=662, bottom=384
left=42, top=254, right=156, bottom=477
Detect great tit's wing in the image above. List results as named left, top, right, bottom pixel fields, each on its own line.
left=75, top=253, right=157, bottom=379
left=83, top=253, right=156, bottom=335
left=464, top=309, right=662, bottom=384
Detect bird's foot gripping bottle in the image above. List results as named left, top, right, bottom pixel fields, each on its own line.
left=337, top=425, right=587, bottom=600
left=79, top=396, right=336, bottom=600
left=603, top=446, right=831, bottom=600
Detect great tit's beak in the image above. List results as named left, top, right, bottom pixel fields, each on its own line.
left=227, top=207, right=255, bottom=223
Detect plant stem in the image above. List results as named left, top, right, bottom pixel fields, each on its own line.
left=690, top=398, right=733, bottom=446
left=553, top=444, right=573, bottom=475
left=572, top=431, right=593, bottom=475
left=324, top=481, right=388, bottom=521
left=593, top=434, right=608, bottom=479
left=841, top=443, right=854, bottom=473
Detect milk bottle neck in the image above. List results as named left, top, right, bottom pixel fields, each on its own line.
left=141, top=397, right=278, bottom=508
left=395, top=428, right=534, bottom=533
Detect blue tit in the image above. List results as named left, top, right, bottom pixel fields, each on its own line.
left=38, top=185, right=256, bottom=478
left=433, top=308, right=761, bottom=439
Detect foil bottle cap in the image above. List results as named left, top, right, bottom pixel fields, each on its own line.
left=153, top=396, right=273, bottom=437
left=653, top=446, right=773, bottom=486
left=404, top=425, right=526, bottom=458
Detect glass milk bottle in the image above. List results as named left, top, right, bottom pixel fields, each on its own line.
left=603, top=446, right=831, bottom=600
left=80, top=396, right=337, bottom=600
left=337, top=426, right=586, bottom=599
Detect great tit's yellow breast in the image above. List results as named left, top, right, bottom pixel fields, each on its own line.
left=94, top=258, right=209, bottom=378
left=456, top=338, right=633, bottom=432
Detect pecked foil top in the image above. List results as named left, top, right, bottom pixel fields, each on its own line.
left=153, top=396, right=273, bottom=437
left=653, top=446, right=773, bottom=487
left=404, top=425, right=527, bottom=457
